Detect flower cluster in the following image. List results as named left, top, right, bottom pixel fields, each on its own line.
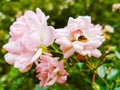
left=3, top=8, right=105, bottom=87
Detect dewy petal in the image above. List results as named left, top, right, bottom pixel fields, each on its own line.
left=90, top=40, right=102, bottom=48
left=21, top=31, right=40, bottom=51
left=63, top=48, right=75, bottom=58
left=57, top=76, right=67, bottom=84
left=67, top=17, right=81, bottom=32
left=55, top=28, right=68, bottom=39
left=27, top=16, right=55, bottom=46
left=40, top=79, right=46, bottom=87
left=4, top=53, right=18, bottom=65
left=36, top=8, right=49, bottom=22
left=57, top=61, right=64, bottom=70
left=45, top=68, right=59, bottom=86
left=55, top=37, right=72, bottom=47
left=85, top=50, right=91, bottom=57
left=10, top=21, right=27, bottom=38
left=14, top=52, right=33, bottom=72
left=73, top=41, right=84, bottom=50
left=3, top=40, right=24, bottom=53
left=83, top=16, right=91, bottom=23
left=19, top=64, right=32, bottom=73
left=40, top=25, right=55, bottom=46
left=26, top=15, right=43, bottom=31
left=30, top=48, right=42, bottom=63
left=91, top=49, right=102, bottom=58
left=45, top=76, right=57, bottom=87
left=24, top=10, right=37, bottom=18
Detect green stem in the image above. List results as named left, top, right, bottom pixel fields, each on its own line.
left=101, top=78, right=110, bottom=89
left=51, top=44, right=60, bottom=52
left=92, top=73, right=96, bottom=83
left=49, top=49, right=63, bottom=54
left=49, top=44, right=63, bottom=54
left=85, top=56, right=95, bottom=70
left=96, top=51, right=111, bottom=68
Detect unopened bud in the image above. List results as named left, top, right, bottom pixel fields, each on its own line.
left=92, top=82, right=101, bottom=90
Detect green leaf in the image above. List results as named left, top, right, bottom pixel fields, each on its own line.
left=34, top=85, right=41, bottom=90
left=77, top=62, right=84, bottom=68
left=114, top=87, right=120, bottom=90
left=107, top=69, right=120, bottom=80
left=97, top=64, right=107, bottom=78
left=34, top=85, right=48, bottom=90
left=115, top=51, right=120, bottom=59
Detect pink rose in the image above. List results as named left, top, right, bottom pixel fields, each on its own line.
left=3, top=8, right=55, bottom=72
left=36, top=55, right=68, bottom=87
left=55, top=16, right=105, bottom=58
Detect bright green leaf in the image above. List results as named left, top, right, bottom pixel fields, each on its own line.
left=114, top=87, right=120, bottom=90
left=97, top=64, right=107, bottom=78
left=34, top=85, right=48, bottom=90
left=107, top=69, right=120, bottom=80
left=115, top=51, right=120, bottom=59
left=77, top=62, right=84, bottom=68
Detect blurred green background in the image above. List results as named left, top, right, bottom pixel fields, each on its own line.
left=0, top=0, right=120, bottom=90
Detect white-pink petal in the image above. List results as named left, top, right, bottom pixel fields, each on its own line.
left=4, top=53, right=18, bottom=65
left=91, top=49, right=102, bottom=58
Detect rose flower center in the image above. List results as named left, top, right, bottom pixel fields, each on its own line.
left=78, top=35, right=87, bottom=42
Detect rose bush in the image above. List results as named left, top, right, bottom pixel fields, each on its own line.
left=3, top=8, right=105, bottom=88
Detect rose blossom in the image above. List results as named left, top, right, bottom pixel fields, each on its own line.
left=3, top=8, right=55, bottom=72
left=104, top=25, right=114, bottom=33
left=36, top=55, right=68, bottom=87
left=55, top=16, right=105, bottom=58
left=112, top=3, right=120, bottom=12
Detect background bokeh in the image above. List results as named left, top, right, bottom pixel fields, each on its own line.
left=0, top=0, right=120, bottom=90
